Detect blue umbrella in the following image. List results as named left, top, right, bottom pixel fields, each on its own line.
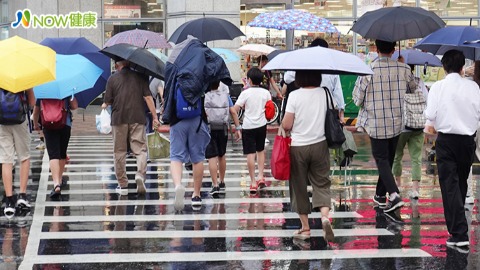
left=34, top=54, right=103, bottom=100
left=414, top=26, right=480, bottom=60
left=40, top=37, right=111, bottom=108
left=211, top=48, right=239, bottom=63
left=392, top=49, right=442, bottom=67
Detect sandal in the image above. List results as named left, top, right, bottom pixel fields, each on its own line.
left=293, top=228, right=311, bottom=240
left=50, top=185, right=61, bottom=198
left=257, top=179, right=266, bottom=189
left=249, top=182, right=258, bottom=193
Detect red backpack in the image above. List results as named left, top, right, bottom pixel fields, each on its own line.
left=40, top=99, right=68, bottom=130
left=265, top=100, right=275, bottom=121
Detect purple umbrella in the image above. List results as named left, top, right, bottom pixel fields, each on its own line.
left=248, top=9, right=338, bottom=33
left=105, top=29, right=171, bottom=49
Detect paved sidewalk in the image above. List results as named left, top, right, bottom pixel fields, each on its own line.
left=71, top=105, right=281, bottom=136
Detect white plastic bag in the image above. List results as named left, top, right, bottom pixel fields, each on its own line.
left=96, top=109, right=112, bottom=134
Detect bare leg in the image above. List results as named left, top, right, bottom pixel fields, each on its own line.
left=218, top=155, right=227, bottom=183
left=170, top=161, right=183, bottom=187
left=247, top=153, right=256, bottom=183
left=208, top=157, right=218, bottom=186
left=2, top=163, right=13, bottom=196
left=256, top=150, right=265, bottom=180
left=49, top=159, right=62, bottom=188
left=412, top=180, right=420, bottom=192
left=19, top=159, right=30, bottom=193
left=192, top=162, right=204, bottom=198
left=299, top=214, right=310, bottom=231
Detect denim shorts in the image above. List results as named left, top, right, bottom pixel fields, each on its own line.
left=170, top=116, right=211, bottom=163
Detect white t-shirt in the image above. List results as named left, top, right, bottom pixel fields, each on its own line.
left=286, top=87, right=327, bottom=146
left=235, top=87, right=271, bottom=129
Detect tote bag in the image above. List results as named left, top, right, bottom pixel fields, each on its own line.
left=270, top=127, right=291, bottom=180
left=147, top=131, right=170, bottom=160
left=323, top=87, right=346, bottom=149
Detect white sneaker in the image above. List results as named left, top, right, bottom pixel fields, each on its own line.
left=135, top=176, right=146, bottom=195
left=116, top=186, right=128, bottom=196
left=465, top=196, right=474, bottom=204
left=265, top=138, right=270, bottom=145
left=174, top=185, right=186, bottom=211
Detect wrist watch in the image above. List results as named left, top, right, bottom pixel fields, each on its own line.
left=235, top=125, right=242, bottom=130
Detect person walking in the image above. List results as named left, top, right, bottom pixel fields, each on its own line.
left=0, top=88, right=35, bottom=218
left=33, top=97, right=78, bottom=198
left=234, top=68, right=271, bottom=193
left=424, top=50, right=480, bottom=247
left=392, top=65, right=429, bottom=200
left=353, top=39, right=417, bottom=213
left=205, top=81, right=242, bottom=195
left=281, top=70, right=334, bottom=243
left=102, top=60, right=159, bottom=196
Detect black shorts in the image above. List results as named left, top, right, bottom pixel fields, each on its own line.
left=43, top=126, right=71, bottom=160
left=205, top=129, right=228, bottom=159
left=241, top=125, right=267, bottom=155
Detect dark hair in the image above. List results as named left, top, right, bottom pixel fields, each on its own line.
left=257, top=55, right=268, bottom=64
left=375, top=39, right=396, bottom=54
left=441, top=50, right=465, bottom=74
left=247, top=67, right=264, bottom=86
left=309, top=38, right=329, bottom=48
left=408, top=64, right=415, bottom=72
left=295, top=70, right=323, bottom=88
left=210, top=80, right=220, bottom=90
left=474, top=61, right=480, bottom=87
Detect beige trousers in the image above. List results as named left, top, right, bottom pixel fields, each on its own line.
left=112, top=124, right=147, bottom=187
left=289, top=140, right=331, bottom=215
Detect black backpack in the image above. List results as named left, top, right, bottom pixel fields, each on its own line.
left=0, top=89, right=27, bottom=125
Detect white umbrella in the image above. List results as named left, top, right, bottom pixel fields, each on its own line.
left=263, top=46, right=374, bottom=76
left=237, top=44, right=276, bottom=57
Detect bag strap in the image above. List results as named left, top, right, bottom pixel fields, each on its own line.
left=323, top=87, right=335, bottom=110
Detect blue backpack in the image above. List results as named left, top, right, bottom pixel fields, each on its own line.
left=0, top=90, right=27, bottom=125
left=175, top=84, right=202, bottom=119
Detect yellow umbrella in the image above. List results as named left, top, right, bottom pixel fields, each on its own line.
left=0, top=36, right=56, bottom=93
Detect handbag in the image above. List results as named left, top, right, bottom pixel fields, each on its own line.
left=270, top=126, right=291, bottom=180
left=323, top=87, right=346, bottom=149
left=147, top=131, right=170, bottom=160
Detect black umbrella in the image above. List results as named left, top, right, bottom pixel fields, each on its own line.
left=100, top=44, right=165, bottom=80
left=351, top=6, right=445, bottom=42
left=267, top=49, right=291, bottom=60
left=168, top=17, right=245, bottom=44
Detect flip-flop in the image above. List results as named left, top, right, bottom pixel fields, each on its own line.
left=293, top=228, right=311, bottom=240
left=49, top=185, right=61, bottom=198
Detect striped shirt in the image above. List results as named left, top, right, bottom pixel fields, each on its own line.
left=353, top=57, right=417, bottom=139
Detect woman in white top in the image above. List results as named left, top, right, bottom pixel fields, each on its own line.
left=282, top=70, right=334, bottom=243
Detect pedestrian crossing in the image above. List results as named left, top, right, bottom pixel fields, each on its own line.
left=17, top=135, right=436, bottom=269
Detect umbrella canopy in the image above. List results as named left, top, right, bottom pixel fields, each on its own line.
left=148, top=49, right=169, bottom=63
left=414, top=26, right=480, bottom=60
left=105, top=29, right=171, bottom=49
left=0, top=36, right=56, bottom=93
left=248, top=9, right=338, bottom=33
left=40, top=37, right=111, bottom=108
left=392, top=49, right=442, bottom=67
left=100, top=44, right=165, bottom=80
left=34, top=54, right=103, bottom=100
left=168, top=17, right=245, bottom=44
left=351, top=6, right=445, bottom=42
left=263, top=46, right=373, bottom=76
left=237, top=44, right=276, bottom=57
left=211, top=48, right=240, bottom=63
left=267, top=49, right=291, bottom=60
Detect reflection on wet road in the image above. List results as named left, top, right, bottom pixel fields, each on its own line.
left=1, top=134, right=479, bottom=269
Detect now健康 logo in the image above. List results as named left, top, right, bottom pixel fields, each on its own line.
left=11, top=9, right=97, bottom=29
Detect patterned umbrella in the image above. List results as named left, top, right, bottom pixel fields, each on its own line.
left=248, top=9, right=338, bottom=33
left=104, top=29, right=171, bottom=49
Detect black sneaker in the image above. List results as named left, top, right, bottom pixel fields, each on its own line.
left=384, top=196, right=405, bottom=213
left=373, top=195, right=387, bottom=208
left=219, top=182, right=226, bottom=193
left=446, top=236, right=469, bottom=247
left=17, top=193, right=31, bottom=209
left=191, top=196, right=202, bottom=210
left=3, top=198, right=15, bottom=218
left=209, top=186, right=220, bottom=195
left=185, top=162, right=193, bottom=171
left=383, top=210, right=404, bottom=224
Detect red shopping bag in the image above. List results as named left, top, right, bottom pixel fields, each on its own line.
left=270, top=128, right=291, bottom=180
